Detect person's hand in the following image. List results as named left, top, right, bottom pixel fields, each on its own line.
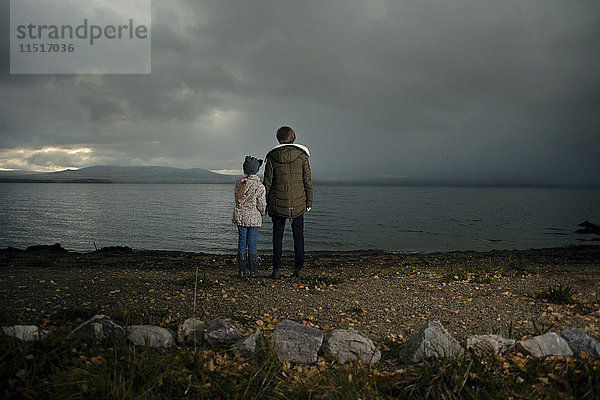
left=306, top=207, right=311, bottom=212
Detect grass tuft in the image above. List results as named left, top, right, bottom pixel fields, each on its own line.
left=531, top=319, right=555, bottom=336
left=346, top=306, right=365, bottom=314
left=441, top=271, right=468, bottom=283
left=441, top=256, right=534, bottom=285
left=537, top=283, right=577, bottom=305
left=48, top=306, right=101, bottom=326
left=503, top=256, right=534, bottom=276
left=178, top=273, right=211, bottom=289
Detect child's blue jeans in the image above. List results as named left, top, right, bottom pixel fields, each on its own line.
left=238, top=226, right=258, bottom=254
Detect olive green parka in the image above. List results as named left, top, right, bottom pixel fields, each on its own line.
left=263, top=144, right=313, bottom=219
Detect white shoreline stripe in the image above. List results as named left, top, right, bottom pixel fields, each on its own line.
left=267, top=144, right=310, bottom=157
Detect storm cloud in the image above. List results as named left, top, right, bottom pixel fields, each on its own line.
left=1, top=0, right=599, bottom=185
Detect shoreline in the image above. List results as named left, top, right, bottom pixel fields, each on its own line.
left=1, top=244, right=599, bottom=346
left=2, top=242, right=600, bottom=256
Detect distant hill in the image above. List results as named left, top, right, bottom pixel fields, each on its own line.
left=0, top=165, right=239, bottom=184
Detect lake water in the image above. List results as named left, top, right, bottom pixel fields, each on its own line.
left=1, top=183, right=599, bottom=253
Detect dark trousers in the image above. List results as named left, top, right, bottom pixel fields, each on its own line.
left=271, top=214, right=304, bottom=270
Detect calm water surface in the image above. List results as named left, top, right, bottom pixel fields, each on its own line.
left=1, top=183, right=599, bottom=253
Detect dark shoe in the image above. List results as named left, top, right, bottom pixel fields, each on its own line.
left=292, top=268, right=302, bottom=278
left=270, top=268, right=281, bottom=280
left=248, top=254, right=263, bottom=278
left=237, top=253, right=247, bottom=279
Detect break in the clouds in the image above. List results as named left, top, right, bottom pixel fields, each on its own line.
left=1, top=0, right=599, bottom=185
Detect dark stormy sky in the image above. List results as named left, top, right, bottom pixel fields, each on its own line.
left=1, top=0, right=599, bottom=185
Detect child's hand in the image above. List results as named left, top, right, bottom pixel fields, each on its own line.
left=306, top=207, right=311, bottom=213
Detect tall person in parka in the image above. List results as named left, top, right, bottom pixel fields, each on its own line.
left=263, top=126, right=313, bottom=279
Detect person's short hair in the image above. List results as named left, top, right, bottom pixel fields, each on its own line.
left=276, top=126, right=296, bottom=144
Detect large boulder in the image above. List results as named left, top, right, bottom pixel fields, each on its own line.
left=561, top=329, right=600, bottom=355
left=203, top=319, right=242, bottom=347
left=177, top=318, right=204, bottom=345
left=400, top=321, right=464, bottom=363
left=70, top=315, right=126, bottom=344
left=1, top=325, right=49, bottom=342
left=232, top=330, right=268, bottom=357
left=322, top=329, right=381, bottom=364
left=271, top=319, right=323, bottom=364
left=466, top=334, right=515, bottom=356
left=127, top=325, right=174, bottom=347
left=516, top=332, right=573, bottom=357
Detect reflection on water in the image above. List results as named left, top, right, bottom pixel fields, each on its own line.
left=1, top=183, right=599, bottom=253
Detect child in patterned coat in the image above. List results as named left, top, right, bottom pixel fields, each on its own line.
left=232, top=156, right=267, bottom=278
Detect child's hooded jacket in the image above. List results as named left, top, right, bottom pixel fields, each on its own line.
left=232, top=174, right=267, bottom=227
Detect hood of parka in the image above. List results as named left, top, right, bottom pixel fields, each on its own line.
left=266, top=144, right=310, bottom=164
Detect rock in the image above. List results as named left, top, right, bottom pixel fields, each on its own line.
left=127, top=325, right=174, bottom=347
left=575, top=220, right=600, bottom=235
left=1, top=325, right=49, bottom=342
left=561, top=329, right=600, bottom=355
left=232, top=330, right=268, bottom=357
left=70, top=315, right=126, bottom=344
left=0, top=247, right=24, bottom=259
left=203, top=319, right=242, bottom=347
left=400, top=321, right=464, bottom=363
left=177, top=318, right=204, bottom=345
left=322, top=329, right=381, bottom=364
left=271, top=319, right=323, bottom=364
left=25, top=243, right=67, bottom=252
left=95, top=245, right=133, bottom=254
left=516, top=332, right=573, bottom=357
left=466, top=334, right=515, bottom=356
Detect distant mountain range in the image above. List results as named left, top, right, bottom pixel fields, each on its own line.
left=0, top=169, right=38, bottom=176
left=0, top=165, right=239, bottom=184
left=0, top=166, right=587, bottom=187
